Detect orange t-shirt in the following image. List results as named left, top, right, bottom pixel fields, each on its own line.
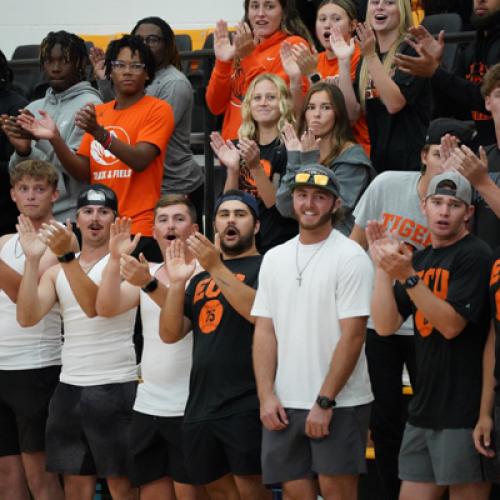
left=316, top=46, right=371, bottom=157
left=77, top=95, right=174, bottom=236
left=206, top=31, right=309, bottom=140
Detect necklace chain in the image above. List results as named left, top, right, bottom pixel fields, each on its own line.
left=295, top=238, right=328, bottom=287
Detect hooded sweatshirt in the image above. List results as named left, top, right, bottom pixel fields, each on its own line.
left=9, top=81, right=102, bottom=220
left=276, top=145, right=375, bottom=236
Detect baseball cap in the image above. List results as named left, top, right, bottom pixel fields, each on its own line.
left=425, top=118, right=477, bottom=149
left=291, top=164, right=341, bottom=199
left=214, top=190, right=260, bottom=219
left=426, top=172, right=472, bottom=205
left=77, top=184, right=118, bottom=211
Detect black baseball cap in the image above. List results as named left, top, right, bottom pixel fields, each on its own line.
left=425, top=118, right=477, bottom=149
left=77, top=184, right=118, bottom=212
left=214, top=190, right=260, bottom=219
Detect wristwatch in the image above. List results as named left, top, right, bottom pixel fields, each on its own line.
left=57, top=252, right=76, bottom=263
left=308, top=73, right=322, bottom=84
left=316, top=395, right=336, bottom=409
left=141, top=277, right=159, bottom=294
left=402, top=275, right=420, bottom=289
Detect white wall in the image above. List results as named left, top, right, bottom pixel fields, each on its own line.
left=0, top=0, right=245, bottom=58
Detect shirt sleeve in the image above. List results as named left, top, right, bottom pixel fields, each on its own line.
left=250, top=254, right=273, bottom=318
left=205, top=59, right=234, bottom=116
left=137, top=100, right=174, bottom=152
left=336, top=251, right=374, bottom=319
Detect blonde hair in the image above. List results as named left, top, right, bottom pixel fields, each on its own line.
left=358, top=0, right=414, bottom=110
left=239, top=73, right=295, bottom=141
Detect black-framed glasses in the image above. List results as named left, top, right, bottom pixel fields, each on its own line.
left=110, top=61, right=146, bottom=73
left=140, top=35, right=164, bottom=46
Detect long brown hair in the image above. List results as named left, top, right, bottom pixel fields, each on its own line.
left=297, top=82, right=355, bottom=165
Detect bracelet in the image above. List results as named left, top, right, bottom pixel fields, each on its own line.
left=97, top=128, right=112, bottom=150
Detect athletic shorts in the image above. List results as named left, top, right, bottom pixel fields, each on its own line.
left=261, top=404, right=371, bottom=485
left=45, top=381, right=136, bottom=477
left=399, top=423, right=487, bottom=485
left=182, top=410, right=263, bottom=485
left=0, top=365, right=60, bottom=457
left=128, top=411, right=192, bottom=486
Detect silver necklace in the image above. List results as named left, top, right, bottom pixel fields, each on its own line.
left=295, top=238, right=328, bottom=287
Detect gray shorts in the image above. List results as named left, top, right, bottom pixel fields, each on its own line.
left=261, top=404, right=371, bottom=485
left=399, top=423, right=487, bottom=485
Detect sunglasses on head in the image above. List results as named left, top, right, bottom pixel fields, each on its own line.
left=295, top=171, right=331, bottom=187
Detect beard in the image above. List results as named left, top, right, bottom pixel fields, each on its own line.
left=220, top=229, right=255, bottom=257
left=471, top=8, right=500, bottom=30
left=294, top=208, right=334, bottom=231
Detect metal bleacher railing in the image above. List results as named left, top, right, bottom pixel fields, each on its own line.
left=7, top=30, right=476, bottom=241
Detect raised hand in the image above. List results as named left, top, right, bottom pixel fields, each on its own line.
left=291, top=42, right=318, bottom=77
left=39, top=218, right=74, bottom=257
left=16, top=214, right=47, bottom=260
left=280, top=42, right=302, bottom=81
left=450, top=145, right=489, bottom=187
left=366, top=220, right=400, bottom=268
left=300, top=129, right=321, bottom=152
left=234, top=22, right=256, bottom=59
left=165, top=239, right=197, bottom=284
left=17, top=110, right=58, bottom=140
left=407, top=25, right=444, bottom=61
left=89, top=46, right=106, bottom=80
left=330, top=26, right=355, bottom=62
left=238, top=138, right=261, bottom=170
left=185, top=232, right=221, bottom=273
left=210, top=131, right=240, bottom=172
left=356, top=22, right=377, bottom=58
left=75, top=104, right=101, bottom=136
left=109, top=217, right=141, bottom=259
left=120, top=253, right=152, bottom=287
left=213, top=19, right=236, bottom=62
left=1, top=113, right=32, bottom=155
left=281, top=122, right=302, bottom=151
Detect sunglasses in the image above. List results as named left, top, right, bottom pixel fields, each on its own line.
left=295, top=172, right=331, bottom=187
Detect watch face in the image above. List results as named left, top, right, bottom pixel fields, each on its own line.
left=317, top=396, right=332, bottom=409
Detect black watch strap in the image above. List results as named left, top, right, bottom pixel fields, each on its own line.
left=316, top=395, right=336, bottom=409
left=57, top=252, right=76, bottom=263
left=402, top=275, right=420, bottom=289
left=141, top=277, right=159, bottom=294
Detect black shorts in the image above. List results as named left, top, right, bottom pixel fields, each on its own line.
left=46, top=381, right=136, bottom=477
left=182, top=410, right=263, bottom=485
left=0, top=365, right=60, bottom=457
left=128, top=411, right=192, bottom=486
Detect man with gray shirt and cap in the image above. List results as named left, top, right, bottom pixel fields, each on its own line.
left=369, top=171, right=492, bottom=500
left=252, top=164, right=374, bottom=500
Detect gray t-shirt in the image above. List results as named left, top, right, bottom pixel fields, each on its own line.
left=353, top=170, right=431, bottom=335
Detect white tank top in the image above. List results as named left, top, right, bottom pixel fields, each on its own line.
left=56, top=253, right=137, bottom=386
left=134, top=263, right=193, bottom=417
left=0, top=235, right=61, bottom=370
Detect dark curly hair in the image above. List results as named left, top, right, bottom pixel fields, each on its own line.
left=40, top=30, right=88, bottom=79
left=104, top=35, right=156, bottom=86
left=131, top=16, right=181, bottom=70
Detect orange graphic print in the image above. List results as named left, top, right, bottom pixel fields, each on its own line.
left=381, top=212, right=432, bottom=248
left=490, top=259, right=500, bottom=321
left=467, top=62, right=492, bottom=121
left=240, top=159, right=272, bottom=197
left=193, top=274, right=246, bottom=334
left=414, top=267, right=450, bottom=337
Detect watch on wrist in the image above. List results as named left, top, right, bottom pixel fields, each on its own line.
left=141, top=277, right=159, bottom=294
left=57, top=252, right=76, bottom=263
left=402, top=275, right=420, bottom=290
left=316, top=395, right=336, bottom=409
left=308, top=73, right=321, bottom=83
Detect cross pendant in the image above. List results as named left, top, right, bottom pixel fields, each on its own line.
left=297, top=275, right=302, bottom=286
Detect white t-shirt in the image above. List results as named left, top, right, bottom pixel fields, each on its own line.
left=252, top=230, right=374, bottom=409
left=56, top=254, right=137, bottom=386
left=134, top=263, right=194, bottom=417
left=0, top=235, right=61, bottom=370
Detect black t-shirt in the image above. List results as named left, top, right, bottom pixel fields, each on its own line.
left=238, top=138, right=298, bottom=254
left=356, top=43, right=432, bottom=173
left=0, top=88, right=28, bottom=236
left=183, top=255, right=262, bottom=422
left=491, top=248, right=500, bottom=405
left=395, top=234, right=491, bottom=429
left=473, top=144, right=500, bottom=250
